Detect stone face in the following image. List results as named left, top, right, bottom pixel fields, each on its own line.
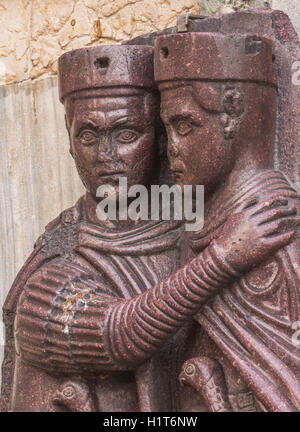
left=0, top=0, right=200, bottom=85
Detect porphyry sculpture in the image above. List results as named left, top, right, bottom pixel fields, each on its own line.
left=1, top=10, right=300, bottom=413
left=155, top=31, right=300, bottom=412
left=1, top=45, right=184, bottom=412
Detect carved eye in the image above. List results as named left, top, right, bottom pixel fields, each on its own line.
left=116, top=129, right=139, bottom=144
left=176, top=120, right=193, bottom=136
left=78, top=130, right=98, bottom=146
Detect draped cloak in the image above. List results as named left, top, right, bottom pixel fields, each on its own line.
left=3, top=169, right=300, bottom=412
left=186, top=170, right=300, bottom=412
left=1, top=197, right=184, bottom=412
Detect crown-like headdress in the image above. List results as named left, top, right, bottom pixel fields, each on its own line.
left=58, top=45, right=155, bottom=101
left=154, top=32, right=277, bottom=87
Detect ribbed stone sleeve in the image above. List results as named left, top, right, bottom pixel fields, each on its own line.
left=15, top=241, right=239, bottom=374
left=105, top=240, right=239, bottom=367
left=15, top=261, right=119, bottom=375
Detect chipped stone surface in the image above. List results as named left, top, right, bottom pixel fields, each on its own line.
left=0, top=0, right=200, bottom=85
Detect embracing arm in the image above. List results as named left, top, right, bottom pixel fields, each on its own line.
left=102, top=198, right=298, bottom=368
left=15, top=198, right=298, bottom=373
left=15, top=240, right=238, bottom=373
left=105, top=240, right=238, bottom=367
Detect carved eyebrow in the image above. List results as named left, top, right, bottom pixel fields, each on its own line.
left=75, top=119, right=98, bottom=129
left=111, top=116, right=130, bottom=127
left=111, top=116, right=148, bottom=132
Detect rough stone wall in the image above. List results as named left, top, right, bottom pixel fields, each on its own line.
left=2, top=1, right=300, bottom=85
left=0, top=0, right=200, bottom=85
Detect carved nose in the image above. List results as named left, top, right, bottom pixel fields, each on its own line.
left=169, top=145, right=179, bottom=158
left=97, top=136, right=114, bottom=162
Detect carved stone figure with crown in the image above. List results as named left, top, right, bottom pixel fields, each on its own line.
left=1, top=8, right=300, bottom=412
left=155, top=30, right=300, bottom=412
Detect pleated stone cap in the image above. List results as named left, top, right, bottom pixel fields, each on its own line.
left=154, top=32, right=277, bottom=87
left=58, top=45, right=155, bottom=101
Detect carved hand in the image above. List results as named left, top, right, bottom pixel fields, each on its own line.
left=215, top=198, right=299, bottom=273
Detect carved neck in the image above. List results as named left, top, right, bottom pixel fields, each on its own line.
left=84, top=191, right=152, bottom=229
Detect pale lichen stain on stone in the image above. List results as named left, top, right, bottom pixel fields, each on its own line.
left=59, top=281, right=94, bottom=334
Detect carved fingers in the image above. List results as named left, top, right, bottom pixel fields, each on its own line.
left=215, top=197, right=299, bottom=273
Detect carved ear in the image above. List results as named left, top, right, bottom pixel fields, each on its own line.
left=221, top=88, right=244, bottom=140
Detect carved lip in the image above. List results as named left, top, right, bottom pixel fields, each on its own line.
left=172, top=170, right=184, bottom=180
left=170, top=162, right=185, bottom=176
left=96, top=170, right=125, bottom=178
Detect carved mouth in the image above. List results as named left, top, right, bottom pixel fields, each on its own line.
left=96, top=170, right=125, bottom=178
left=172, top=170, right=184, bottom=180
left=171, top=162, right=185, bottom=179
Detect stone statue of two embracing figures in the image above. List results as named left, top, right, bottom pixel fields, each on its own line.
left=1, top=8, right=300, bottom=412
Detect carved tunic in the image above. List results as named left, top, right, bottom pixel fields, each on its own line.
left=12, top=194, right=240, bottom=380
left=186, top=170, right=300, bottom=412
left=3, top=197, right=183, bottom=411
left=5, top=191, right=247, bottom=411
